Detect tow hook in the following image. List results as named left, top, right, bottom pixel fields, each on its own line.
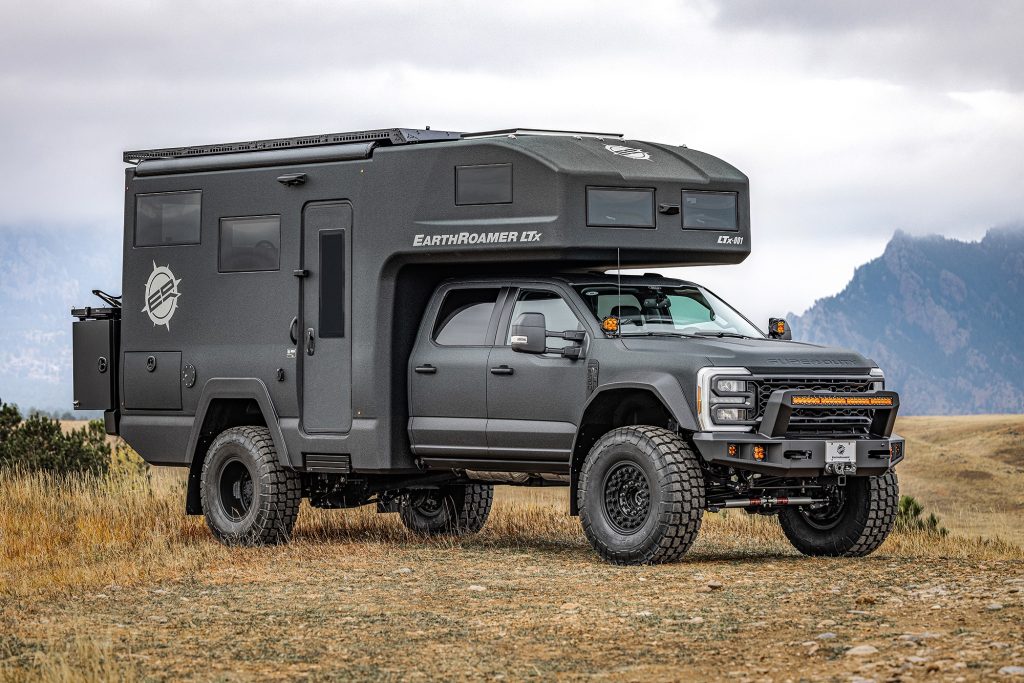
left=825, top=462, right=856, bottom=476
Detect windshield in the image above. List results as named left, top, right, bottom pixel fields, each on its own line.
left=573, top=283, right=764, bottom=338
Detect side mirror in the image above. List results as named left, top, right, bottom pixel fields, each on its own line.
left=510, top=313, right=547, bottom=353
left=768, top=317, right=792, bottom=340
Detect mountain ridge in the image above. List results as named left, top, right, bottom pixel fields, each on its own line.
left=790, top=226, right=1024, bottom=415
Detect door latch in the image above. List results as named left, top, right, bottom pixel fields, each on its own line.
left=305, top=328, right=315, bottom=356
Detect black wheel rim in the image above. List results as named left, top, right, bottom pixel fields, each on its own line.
left=799, top=488, right=847, bottom=531
left=602, top=462, right=652, bottom=534
left=410, top=492, right=445, bottom=519
left=218, top=458, right=254, bottom=522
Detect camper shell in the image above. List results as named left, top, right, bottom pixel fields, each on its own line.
left=72, top=127, right=903, bottom=565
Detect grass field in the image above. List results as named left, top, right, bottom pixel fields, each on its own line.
left=2, top=416, right=1023, bottom=681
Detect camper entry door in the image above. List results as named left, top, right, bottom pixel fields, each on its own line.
left=300, top=201, right=353, bottom=434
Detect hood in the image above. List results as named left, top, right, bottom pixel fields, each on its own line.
left=618, top=336, right=875, bottom=373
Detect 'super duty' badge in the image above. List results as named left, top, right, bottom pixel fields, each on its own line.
left=142, top=261, right=181, bottom=330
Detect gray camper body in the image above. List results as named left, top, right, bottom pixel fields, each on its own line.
left=72, top=128, right=904, bottom=564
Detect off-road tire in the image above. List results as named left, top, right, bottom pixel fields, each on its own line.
left=578, top=426, right=705, bottom=565
left=200, top=426, right=300, bottom=546
left=399, top=483, right=493, bottom=536
left=778, top=471, right=899, bottom=557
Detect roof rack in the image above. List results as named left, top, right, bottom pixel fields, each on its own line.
left=462, top=128, right=623, bottom=140
left=123, top=127, right=463, bottom=164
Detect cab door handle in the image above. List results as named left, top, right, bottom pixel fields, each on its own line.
left=414, top=364, right=437, bottom=374
left=490, top=365, right=514, bottom=375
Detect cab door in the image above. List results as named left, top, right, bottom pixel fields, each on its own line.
left=485, top=287, right=588, bottom=463
left=300, top=202, right=352, bottom=433
left=407, top=286, right=505, bottom=458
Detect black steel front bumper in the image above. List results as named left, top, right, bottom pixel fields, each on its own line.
left=691, top=389, right=904, bottom=477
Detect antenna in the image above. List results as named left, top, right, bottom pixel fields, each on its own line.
left=617, top=248, right=622, bottom=320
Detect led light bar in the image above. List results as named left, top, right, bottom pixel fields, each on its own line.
left=792, top=395, right=894, bottom=407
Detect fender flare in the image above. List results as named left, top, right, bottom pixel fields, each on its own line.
left=576, top=373, right=698, bottom=435
left=568, top=374, right=697, bottom=516
left=185, top=378, right=290, bottom=468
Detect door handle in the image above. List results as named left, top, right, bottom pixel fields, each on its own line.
left=305, top=328, right=315, bottom=356
left=490, top=365, right=514, bottom=375
left=414, top=364, right=437, bottom=374
left=289, top=317, right=298, bottom=345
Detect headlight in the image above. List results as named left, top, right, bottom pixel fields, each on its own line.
left=716, top=378, right=748, bottom=393
left=869, top=367, right=885, bottom=391
left=697, top=367, right=754, bottom=432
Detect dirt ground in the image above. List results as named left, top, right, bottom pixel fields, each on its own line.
left=2, top=417, right=1023, bottom=681
left=3, top=529, right=1023, bottom=681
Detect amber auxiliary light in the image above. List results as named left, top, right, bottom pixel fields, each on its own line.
left=602, top=316, right=620, bottom=333
left=792, top=395, right=894, bottom=407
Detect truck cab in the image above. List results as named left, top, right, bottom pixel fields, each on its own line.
left=72, top=127, right=903, bottom=564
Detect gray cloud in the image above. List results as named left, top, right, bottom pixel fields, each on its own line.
left=710, top=0, right=1024, bottom=91
left=0, top=0, right=1021, bottom=323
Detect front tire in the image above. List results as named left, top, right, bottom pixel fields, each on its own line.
left=778, top=472, right=899, bottom=557
left=200, top=426, right=300, bottom=546
left=399, top=483, right=494, bottom=536
left=578, top=426, right=705, bottom=565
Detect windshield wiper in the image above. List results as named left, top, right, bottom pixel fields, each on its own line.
left=694, top=331, right=754, bottom=339
left=620, top=331, right=699, bottom=339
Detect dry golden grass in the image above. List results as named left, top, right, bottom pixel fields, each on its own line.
left=1, top=415, right=1023, bottom=681
left=896, top=414, right=1024, bottom=545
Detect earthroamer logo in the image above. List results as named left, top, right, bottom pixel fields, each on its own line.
left=604, top=144, right=651, bottom=161
left=142, top=262, right=181, bottom=330
left=413, top=230, right=542, bottom=247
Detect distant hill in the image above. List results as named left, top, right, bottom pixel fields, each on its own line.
left=790, top=227, right=1024, bottom=415
left=0, top=228, right=120, bottom=414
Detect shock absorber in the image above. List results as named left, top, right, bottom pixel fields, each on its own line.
left=709, top=496, right=825, bottom=511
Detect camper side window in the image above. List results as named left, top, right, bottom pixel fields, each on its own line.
left=218, top=216, right=281, bottom=272
left=433, top=288, right=500, bottom=346
left=135, top=191, right=201, bottom=246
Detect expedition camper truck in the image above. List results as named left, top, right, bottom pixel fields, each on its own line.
left=72, top=127, right=904, bottom=564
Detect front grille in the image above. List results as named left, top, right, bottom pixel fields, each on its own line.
left=752, top=375, right=875, bottom=438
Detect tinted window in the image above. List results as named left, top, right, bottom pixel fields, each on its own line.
left=135, top=191, right=201, bottom=246
left=507, top=290, right=583, bottom=349
left=682, top=191, right=738, bottom=230
left=319, top=230, right=345, bottom=338
left=586, top=187, right=655, bottom=228
left=218, top=216, right=281, bottom=272
left=434, top=288, right=500, bottom=345
left=456, top=164, right=513, bottom=205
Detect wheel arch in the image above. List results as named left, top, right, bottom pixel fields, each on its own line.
left=184, top=378, right=290, bottom=514
left=568, top=377, right=697, bottom=515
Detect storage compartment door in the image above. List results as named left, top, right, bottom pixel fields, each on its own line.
left=122, top=351, right=182, bottom=410
left=72, top=320, right=119, bottom=410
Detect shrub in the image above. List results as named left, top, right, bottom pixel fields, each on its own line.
left=895, top=494, right=948, bottom=537
left=0, top=400, right=112, bottom=476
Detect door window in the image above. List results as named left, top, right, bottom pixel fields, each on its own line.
left=433, top=288, right=501, bottom=346
left=507, top=290, right=583, bottom=349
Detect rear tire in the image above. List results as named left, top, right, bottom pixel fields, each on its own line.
left=778, top=472, right=899, bottom=557
left=200, top=426, right=300, bottom=546
left=399, top=483, right=493, bottom=536
left=578, top=426, right=705, bottom=565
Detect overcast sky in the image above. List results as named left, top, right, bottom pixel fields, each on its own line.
left=2, top=0, right=1022, bottom=323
